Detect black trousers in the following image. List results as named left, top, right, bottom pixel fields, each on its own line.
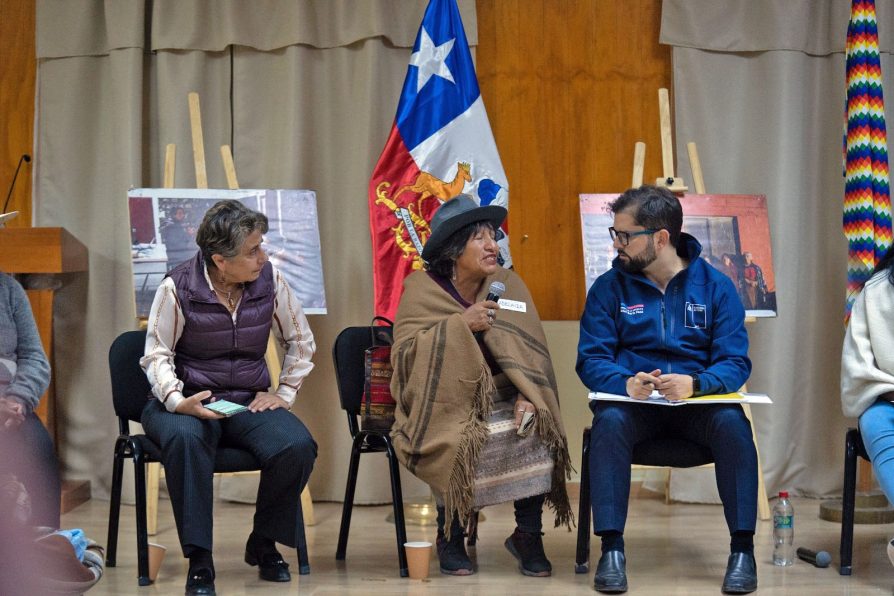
left=141, top=400, right=316, bottom=556
left=589, top=401, right=757, bottom=535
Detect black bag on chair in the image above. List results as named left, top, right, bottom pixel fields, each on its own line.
left=361, top=317, right=396, bottom=431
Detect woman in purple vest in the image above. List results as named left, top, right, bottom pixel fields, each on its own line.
left=140, top=200, right=316, bottom=596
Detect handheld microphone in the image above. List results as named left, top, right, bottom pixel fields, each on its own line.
left=474, top=281, right=506, bottom=340
left=796, top=547, right=831, bottom=568
left=3, top=154, right=31, bottom=214
left=484, top=281, right=506, bottom=304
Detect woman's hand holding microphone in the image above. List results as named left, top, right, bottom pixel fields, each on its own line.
left=462, top=300, right=500, bottom=333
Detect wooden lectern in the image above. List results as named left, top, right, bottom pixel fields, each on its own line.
left=0, top=227, right=87, bottom=443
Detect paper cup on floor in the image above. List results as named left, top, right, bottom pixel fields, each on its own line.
left=404, top=541, right=432, bottom=579
left=147, top=543, right=167, bottom=582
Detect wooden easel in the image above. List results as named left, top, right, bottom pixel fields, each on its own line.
left=630, top=88, right=772, bottom=521
left=144, top=92, right=315, bottom=536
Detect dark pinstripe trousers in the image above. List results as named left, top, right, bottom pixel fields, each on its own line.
left=141, top=400, right=317, bottom=556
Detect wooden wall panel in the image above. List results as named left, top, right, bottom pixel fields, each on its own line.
left=0, top=0, right=35, bottom=228
left=477, top=0, right=671, bottom=320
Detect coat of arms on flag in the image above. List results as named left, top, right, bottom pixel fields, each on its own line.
left=368, top=0, right=511, bottom=320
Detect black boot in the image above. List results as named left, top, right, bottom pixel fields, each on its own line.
left=504, top=528, right=552, bottom=576
left=436, top=506, right=474, bottom=575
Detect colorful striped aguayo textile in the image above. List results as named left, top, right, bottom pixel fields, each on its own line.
left=844, top=0, right=892, bottom=320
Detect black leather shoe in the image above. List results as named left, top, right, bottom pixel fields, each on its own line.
left=722, top=552, right=757, bottom=594
left=184, top=566, right=216, bottom=596
left=245, top=535, right=291, bottom=582
left=594, top=550, right=627, bottom=593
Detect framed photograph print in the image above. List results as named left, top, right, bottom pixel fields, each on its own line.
left=128, top=188, right=327, bottom=318
left=580, top=193, right=777, bottom=317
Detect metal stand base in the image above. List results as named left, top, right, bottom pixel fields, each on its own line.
left=820, top=490, right=894, bottom=524
left=386, top=499, right=487, bottom=526
left=387, top=501, right=438, bottom=526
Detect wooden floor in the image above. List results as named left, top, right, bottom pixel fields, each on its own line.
left=65, top=492, right=894, bottom=595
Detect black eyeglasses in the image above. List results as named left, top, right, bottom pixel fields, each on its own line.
left=608, top=227, right=658, bottom=246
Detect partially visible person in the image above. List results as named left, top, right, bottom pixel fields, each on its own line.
left=141, top=200, right=316, bottom=596
left=390, top=195, right=573, bottom=578
left=841, top=244, right=894, bottom=567
left=577, top=185, right=758, bottom=594
left=162, top=206, right=198, bottom=269
left=719, top=253, right=743, bottom=294
left=0, top=491, right=42, bottom=595
left=0, top=271, right=61, bottom=529
left=741, top=252, right=767, bottom=310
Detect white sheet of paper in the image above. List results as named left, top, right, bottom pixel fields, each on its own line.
left=588, top=391, right=772, bottom=406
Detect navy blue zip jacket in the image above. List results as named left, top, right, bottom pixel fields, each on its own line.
left=576, top=233, right=751, bottom=396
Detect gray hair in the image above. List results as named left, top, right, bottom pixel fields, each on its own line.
left=195, top=200, right=268, bottom=267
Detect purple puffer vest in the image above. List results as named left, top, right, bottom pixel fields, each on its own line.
left=167, top=252, right=274, bottom=405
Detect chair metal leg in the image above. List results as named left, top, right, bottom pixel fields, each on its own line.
left=295, top=492, right=310, bottom=575
left=576, top=427, right=592, bottom=574
left=840, top=428, right=859, bottom=575
left=134, top=453, right=151, bottom=586
left=336, top=434, right=363, bottom=560
left=386, top=441, right=409, bottom=577
left=106, top=443, right=126, bottom=567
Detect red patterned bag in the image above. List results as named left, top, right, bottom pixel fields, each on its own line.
left=362, top=317, right=396, bottom=431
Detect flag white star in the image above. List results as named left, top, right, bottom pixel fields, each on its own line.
left=409, top=28, right=455, bottom=93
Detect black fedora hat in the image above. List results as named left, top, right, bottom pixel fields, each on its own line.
left=421, top=194, right=506, bottom=262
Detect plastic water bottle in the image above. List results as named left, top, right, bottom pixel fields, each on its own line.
left=773, top=491, right=794, bottom=566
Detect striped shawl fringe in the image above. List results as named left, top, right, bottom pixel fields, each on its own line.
left=443, top=363, right=494, bottom=537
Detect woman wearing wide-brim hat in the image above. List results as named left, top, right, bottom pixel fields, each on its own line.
left=389, top=194, right=573, bottom=577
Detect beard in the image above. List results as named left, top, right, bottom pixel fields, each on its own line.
left=619, top=238, right=657, bottom=273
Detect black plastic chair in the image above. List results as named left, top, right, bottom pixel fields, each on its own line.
left=105, top=329, right=309, bottom=585
left=575, top=426, right=714, bottom=573
left=332, top=325, right=409, bottom=577
left=840, top=427, right=871, bottom=576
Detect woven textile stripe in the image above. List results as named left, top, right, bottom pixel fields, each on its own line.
left=844, top=0, right=892, bottom=320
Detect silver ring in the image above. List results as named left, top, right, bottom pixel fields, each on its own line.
left=487, top=309, right=495, bottom=317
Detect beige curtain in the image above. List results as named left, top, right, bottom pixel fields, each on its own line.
left=35, top=0, right=477, bottom=504
left=660, top=0, right=894, bottom=500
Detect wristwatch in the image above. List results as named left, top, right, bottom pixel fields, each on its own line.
left=689, top=373, right=701, bottom=396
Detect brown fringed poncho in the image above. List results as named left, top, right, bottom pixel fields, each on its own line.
left=389, top=268, right=573, bottom=532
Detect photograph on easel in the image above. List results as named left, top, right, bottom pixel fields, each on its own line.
left=127, top=188, right=327, bottom=318
left=580, top=193, right=777, bottom=317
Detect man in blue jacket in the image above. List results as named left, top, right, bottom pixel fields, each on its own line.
left=577, top=185, right=758, bottom=594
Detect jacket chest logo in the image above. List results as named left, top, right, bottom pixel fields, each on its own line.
left=619, top=303, right=644, bottom=316
left=685, top=302, right=708, bottom=329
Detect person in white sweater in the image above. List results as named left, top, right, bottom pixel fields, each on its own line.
left=841, top=247, right=894, bottom=566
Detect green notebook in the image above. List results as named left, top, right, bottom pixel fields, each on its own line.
left=204, top=399, right=249, bottom=417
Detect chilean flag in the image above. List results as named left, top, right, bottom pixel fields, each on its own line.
left=368, top=0, right=510, bottom=320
